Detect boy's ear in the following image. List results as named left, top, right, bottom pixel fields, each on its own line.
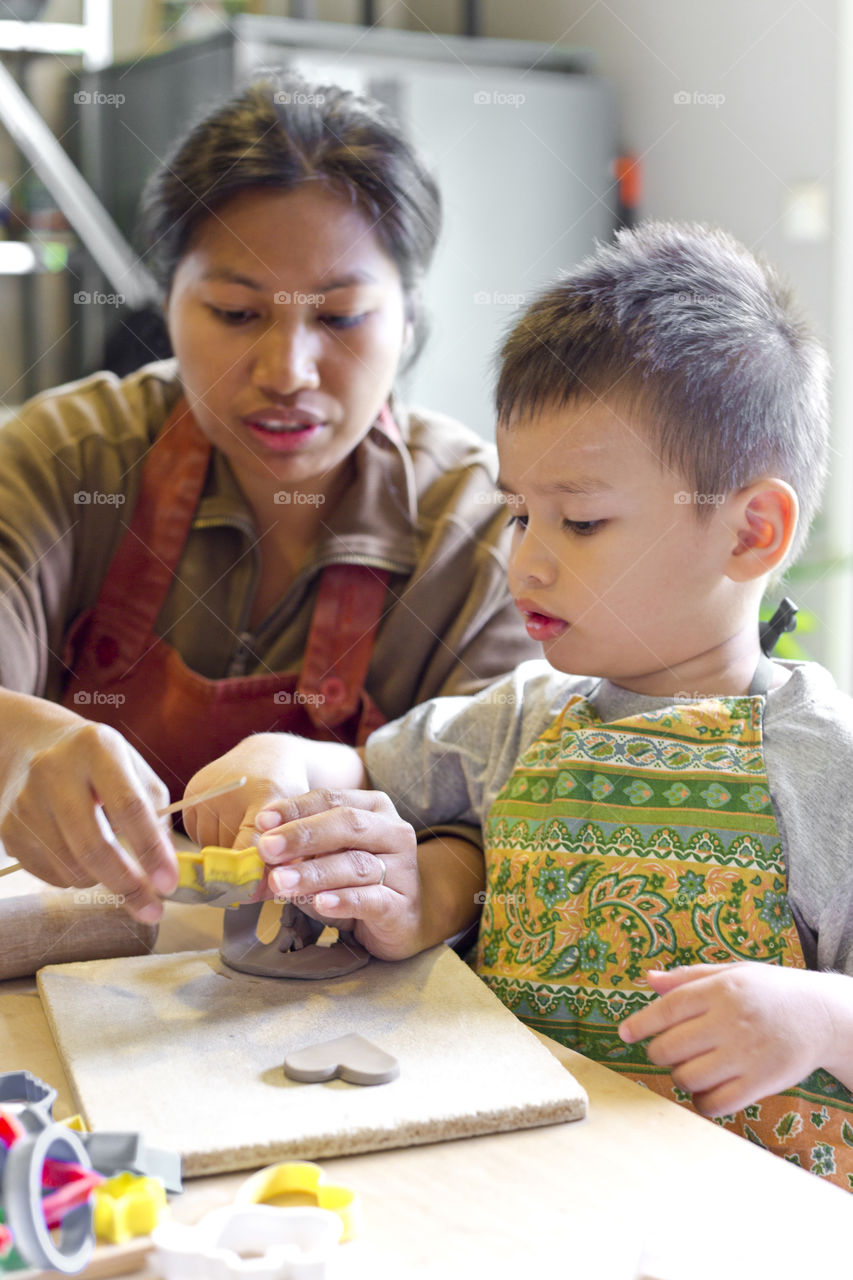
left=726, top=479, right=799, bottom=581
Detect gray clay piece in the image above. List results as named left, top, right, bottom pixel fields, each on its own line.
left=167, top=876, right=264, bottom=908
left=220, top=901, right=369, bottom=979
left=283, top=1033, right=400, bottom=1086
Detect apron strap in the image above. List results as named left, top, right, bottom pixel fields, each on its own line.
left=297, top=564, right=390, bottom=729
left=748, top=652, right=775, bottom=696
left=68, top=399, right=212, bottom=676
left=759, top=597, right=798, bottom=655
left=750, top=597, right=799, bottom=695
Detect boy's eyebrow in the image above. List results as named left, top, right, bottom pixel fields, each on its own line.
left=496, top=476, right=611, bottom=496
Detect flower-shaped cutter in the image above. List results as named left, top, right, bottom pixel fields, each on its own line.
left=151, top=1203, right=342, bottom=1280
left=235, top=1161, right=360, bottom=1241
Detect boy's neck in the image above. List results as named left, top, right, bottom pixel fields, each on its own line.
left=605, top=629, right=783, bottom=700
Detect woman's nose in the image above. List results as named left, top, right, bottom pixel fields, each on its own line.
left=251, top=319, right=320, bottom=395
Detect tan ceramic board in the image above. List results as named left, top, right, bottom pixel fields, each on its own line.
left=37, top=946, right=586, bottom=1176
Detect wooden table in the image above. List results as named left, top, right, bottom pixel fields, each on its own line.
left=1, top=877, right=852, bottom=1279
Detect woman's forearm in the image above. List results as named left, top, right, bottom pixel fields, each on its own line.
left=415, top=834, right=485, bottom=952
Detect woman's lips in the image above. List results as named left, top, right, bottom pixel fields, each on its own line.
left=515, top=600, right=569, bottom=641
left=243, top=413, right=326, bottom=453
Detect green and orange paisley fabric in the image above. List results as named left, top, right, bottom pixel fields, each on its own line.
left=478, top=693, right=853, bottom=1187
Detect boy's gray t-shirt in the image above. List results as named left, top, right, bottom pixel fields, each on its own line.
left=364, top=658, right=853, bottom=977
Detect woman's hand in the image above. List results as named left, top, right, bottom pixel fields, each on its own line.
left=619, top=962, right=853, bottom=1114
left=0, top=691, right=176, bottom=921
left=253, top=789, right=485, bottom=962
left=181, top=733, right=367, bottom=850
left=254, top=789, right=422, bottom=960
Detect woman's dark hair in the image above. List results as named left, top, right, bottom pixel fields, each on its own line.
left=138, top=78, right=442, bottom=365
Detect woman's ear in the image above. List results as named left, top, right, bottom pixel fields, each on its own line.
left=726, top=478, right=799, bottom=581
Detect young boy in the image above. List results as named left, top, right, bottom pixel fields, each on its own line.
left=195, top=222, right=853, bottom=1188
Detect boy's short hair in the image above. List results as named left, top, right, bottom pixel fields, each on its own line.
left=496, top=221, right=829, bottom=563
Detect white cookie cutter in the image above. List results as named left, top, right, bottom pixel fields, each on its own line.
left=151, top=1203, right=343, bottom=1280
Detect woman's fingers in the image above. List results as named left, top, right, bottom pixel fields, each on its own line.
left=1, top=722, right=175, bottom=921
left=254, top=790, right=421, bottom=961
left=270, top=848, right=390, bottom=901
left=256, top=788, right=410, bottom=866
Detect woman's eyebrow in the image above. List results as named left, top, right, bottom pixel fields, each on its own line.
left=202, top=267, right=265, bottom=289
left=200, top=268, right=379, bottom=292
left=318, top=270, right=380, bottom=291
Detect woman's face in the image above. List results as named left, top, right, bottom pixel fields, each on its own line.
left=165, top=184, right=410, bottom=500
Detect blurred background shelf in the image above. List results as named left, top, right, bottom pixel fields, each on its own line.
left=0, top=1, right=154, bottom=399
left=73, top=12, right=618, bottom=436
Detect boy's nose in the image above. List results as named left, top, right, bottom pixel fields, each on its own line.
left=508, top=532, right=558, bottom=588
left=251, top=322, right=320, bottom=395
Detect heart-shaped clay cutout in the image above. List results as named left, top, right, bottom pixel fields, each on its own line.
left=283, top=1034, right=399, bottom=1086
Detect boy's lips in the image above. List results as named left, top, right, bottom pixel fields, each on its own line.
left=514, top=598, right=569, bottom=641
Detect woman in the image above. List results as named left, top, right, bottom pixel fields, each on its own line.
left=0, top=81, right=536, bottom=921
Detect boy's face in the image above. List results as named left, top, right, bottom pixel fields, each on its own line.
left=498, top=396, right=744, bottom=694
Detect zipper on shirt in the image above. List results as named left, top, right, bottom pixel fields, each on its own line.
left=227, top=631, right=260, bottom=678
left=248, top=552, right=408, bottom=645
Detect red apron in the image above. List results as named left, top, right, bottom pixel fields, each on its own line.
left=61, top=400, right=390, bottom=800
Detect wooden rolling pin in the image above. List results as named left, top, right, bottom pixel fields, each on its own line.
left=0, top=889, right=158, bottom=981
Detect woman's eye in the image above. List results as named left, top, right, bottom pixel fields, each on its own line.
left=210, top=307, right=256, bottom=326
left=507, top=512, right=528, bottom=529
left=563, top=519, right=602, bottom=536
left=321, top=313, right=368, bottom=330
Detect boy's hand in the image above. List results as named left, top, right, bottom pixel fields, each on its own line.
left=181, top=734, right=310, bottom=851
left=618, top=962, right=853, bottom=1115
left=254, top=789, right=424, bottom=961
left=181, top=734, right=366, bottom=852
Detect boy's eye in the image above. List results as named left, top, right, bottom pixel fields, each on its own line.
left=563, top=519, right=603, bottom=536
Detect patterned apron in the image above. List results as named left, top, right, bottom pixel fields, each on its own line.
left=478, top=689, right=853, bottom=1189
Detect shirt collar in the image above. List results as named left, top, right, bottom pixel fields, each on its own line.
left=192, top=404, right=420, bottom=573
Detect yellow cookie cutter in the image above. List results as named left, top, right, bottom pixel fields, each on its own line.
left=92, top=1171, right=169, bottom=1244
left=173, top=846, right=266, bottom=906
left=235, top=1161, right=360, bottom=1241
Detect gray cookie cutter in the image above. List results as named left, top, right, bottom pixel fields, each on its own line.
left=82, top=1132, right=182, bottom=1194
left=0, top=1070, right=57, bottom=1131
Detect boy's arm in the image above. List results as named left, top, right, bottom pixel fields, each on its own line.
left=619, top=962, right=853, bottom=1114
